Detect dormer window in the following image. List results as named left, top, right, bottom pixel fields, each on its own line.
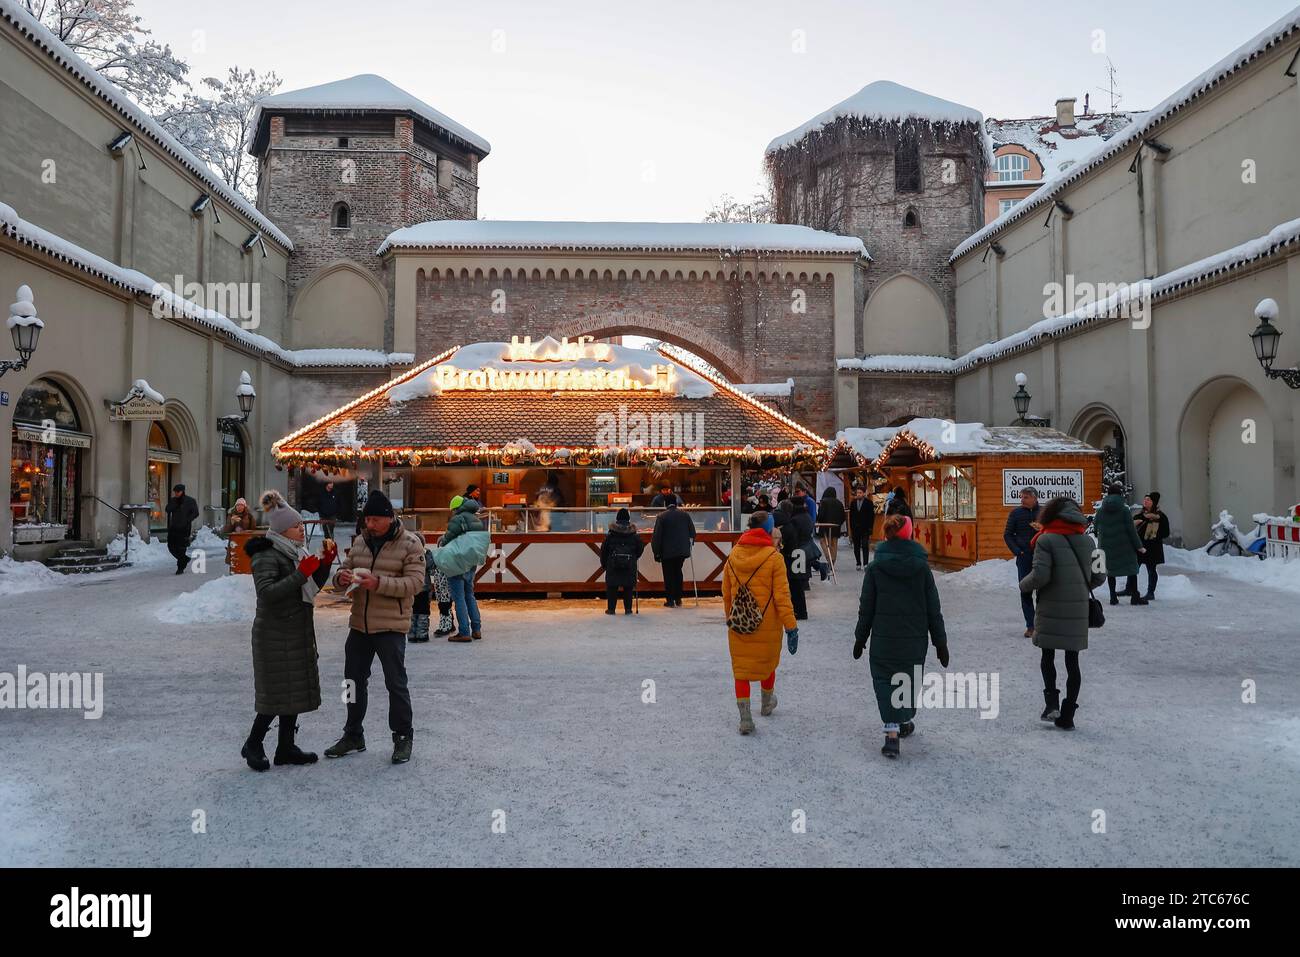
left=332, top=202, right=351, bottom=229
left=996, top=153, right=1031, bottom=182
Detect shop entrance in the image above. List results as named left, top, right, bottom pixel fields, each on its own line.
left=9, top=378, right=87, bottom=542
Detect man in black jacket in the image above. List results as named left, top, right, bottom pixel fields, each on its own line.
left=651, top=501, right=695, bottom=607
left=164, top=483, right=199, bottom=575
left=848, top=485, right=875, bottom=569
left=1003, top=486, right=1040, bottom=637
left=816, top=487, right=847, bottom=568
left=317, top=481, right=340, bottom=541
left=650, top=483, right=684, bottom=508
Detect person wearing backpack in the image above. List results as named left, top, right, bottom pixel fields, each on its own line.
left=723, top=511, right=799, bottom=736
left=600, top=507, right=645, bottom=615
left=853, top=514, right=948, bottom=760
left=1018, top=495, right=1107, bottom=730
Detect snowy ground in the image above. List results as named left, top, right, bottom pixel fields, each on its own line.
left=1, top=546, right=1297, bottom=867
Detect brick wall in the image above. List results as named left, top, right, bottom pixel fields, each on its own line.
left=854, top=373, right=955, bottom=427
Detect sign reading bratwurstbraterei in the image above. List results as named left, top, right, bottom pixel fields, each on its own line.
left=1003, top=469, right=1084, bottom=506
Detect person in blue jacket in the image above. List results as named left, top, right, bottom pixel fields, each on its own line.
left=1003, top=486, right=1041, bottom=637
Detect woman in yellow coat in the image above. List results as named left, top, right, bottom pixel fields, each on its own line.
left=722, top=511, right=799, bottom=735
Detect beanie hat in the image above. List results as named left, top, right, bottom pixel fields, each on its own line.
left=449, top=495, right=464, bottom=510
left=616, top=507, right=630, bottom=523
left=267, top=502, right=303, bottom=534
left=362, top=490, right=394, bottom=518
left=461, top=498, right=481, bottom=513
left=899, top=515, right=914, bottom=541
left=1147, top=491, right=1161, bottom=506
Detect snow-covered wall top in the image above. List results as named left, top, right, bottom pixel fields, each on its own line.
left=952, top=7, right=1300, bottom=262
left=766, top=80, right=985, bottom=154
left=377, top=220, right=870, bottom=258
left=252, top=74, right=490, bottom=155
left=0, top=0, right=292, bottom=251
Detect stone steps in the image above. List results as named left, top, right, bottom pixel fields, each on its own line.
left=43, top=543, right=131, bottom=575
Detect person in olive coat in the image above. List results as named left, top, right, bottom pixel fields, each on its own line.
left=1018, top=496, right=1106, bottom=730
left=1093, top=483, right=1148, bottom=606
left=600, top=508, right=645, bottom=614
left=241, top=495, right=336, bottom=771
left=853, top=514, right=948, bottom=760
left=1134, top=492, right=1170, bottom=600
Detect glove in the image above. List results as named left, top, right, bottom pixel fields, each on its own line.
left=297, top=554, right=321, bottom=576
left=785, top=628, right=799, bottom=655
left=936, top=644, right=950, bottom=668
left=853, top=635, right=866, bottom=660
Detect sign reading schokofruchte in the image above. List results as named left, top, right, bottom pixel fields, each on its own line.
left=1002, top=469, right=1084, bottom=506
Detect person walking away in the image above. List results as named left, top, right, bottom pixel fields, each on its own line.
left=885, top=486, right=912, bottom=518
left=223, top=497, right=255, bottom=535
left=1135, top=492, right=1170, bottom=600
left=241, top=496, right=337, bottom=770
left=317, top=481, right=340, bottom=542
left=848, top=485, right=876, bottom=570
left=777, top=500, right=813, bottom=616
left=1094, top=483, right=1148, bottom=606
left=1003, top=487, right=1041, bottom=637
left=165, top=483, right=199, bottom=574
left=853, top=514, right=949, bottom=759
left=651, top=499, right=695, bottom=607
left=326, top=490, right=425, bottom=764
left=600, top=507, right=644, bottom=614
left=723, top=512, right=799, bottom=735
left=817, top=486, right=846, bottom=568
left=438, top=495, right=490, bottom=641
left=789, top=495, right=822, bottom=586
left=1018, top=495, right=1106, bottom=730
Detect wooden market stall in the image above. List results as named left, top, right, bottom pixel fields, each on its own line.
left=271, top=336, right=829, bottom=594
left=835, top=420, right=1103, bottom=568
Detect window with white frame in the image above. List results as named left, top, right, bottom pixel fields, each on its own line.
left=995, top=153, right=1031, bottom=182
left=998, top=198, right=1018, bottom=216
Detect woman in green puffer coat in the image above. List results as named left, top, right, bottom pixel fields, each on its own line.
left=853, top=513, right=948, bottom=760
left=1093, top=483, right=1148, bottom=606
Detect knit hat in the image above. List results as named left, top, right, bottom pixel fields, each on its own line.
left=616, top=507, right=630, bottom=523
left=460, top=498, right=481, bottom=513
left=1147, top=491, right=1161, bottom=506
left=899, top=515, right=914, bottom=541
left=362, top=490, right=394, bottom=518
left=234, top=497, right=247, bottom=509
left=266, top=502, right=303, bottom=534
left=449, top=495, right=464, bottom=510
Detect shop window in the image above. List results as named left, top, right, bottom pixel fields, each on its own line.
left=941, top=466, right=977, bottom=520
left=911, top=470, right=939, bottom=520
left=148, top=422, right=181, bottom=531
left=10, top=378, right=85, bottom=540
left=221, top=429, right=245, bottom=510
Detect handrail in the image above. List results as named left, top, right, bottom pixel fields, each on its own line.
left=80, top=494, right=138, bottom=561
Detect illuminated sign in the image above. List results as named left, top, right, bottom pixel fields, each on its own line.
left=507, top=335, right=611, bottom=362
left=433, top=363, right=674, bottom=392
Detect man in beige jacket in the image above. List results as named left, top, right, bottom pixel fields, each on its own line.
left=325, top=491, right=425, bottom=764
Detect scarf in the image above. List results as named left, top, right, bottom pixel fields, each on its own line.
left=266, top=530, right=321, bottom=605
left=1029, top=518, right=1086, bottom=550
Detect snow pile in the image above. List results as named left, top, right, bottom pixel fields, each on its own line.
left=0, top=555, right=68, bottom=597
left=947, top=558, right=1020, bottom=588
left=107, top=526, right=226, bottom=568
left=130, top=379, right=164, bottom=403
left=156, top=575, right=255, bottom=625
left=838, top=355, right=955, bottom=374
left=735, top=379, right=794, bottom=397
left=1152, top=574, right=1204, bottom=601
left=7, top=284, right=42, bottom=330
left=1165, top=546, right=1300, bottom=595
left=378, top=220, right=868, bottom=257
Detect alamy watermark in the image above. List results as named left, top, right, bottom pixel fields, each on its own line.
left=1043, top=276, right=1152, bottom=329
left=0, top=666, right=103, bottom=719
left=595, top=403, right=705, bottom=450
left=151, top=275, right=260, bottom=329
left=891, top=666, right=1000, bottom=719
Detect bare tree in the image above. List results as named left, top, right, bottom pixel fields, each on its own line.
left=703, top=189, right=774, bottom=224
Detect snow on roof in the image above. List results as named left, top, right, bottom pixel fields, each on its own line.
left=953, top=7, right=1300, bottom=262
left=0, top=0, right=292, bottom=251
left=253, top=74, right=490, bottom=155
left=0, top=199, right=409, bottom=370
left=734, top=379, right=794, bottom=398
left=836, top=419, right=1099, bottom=466
left=766, top=80, right=985, bottom=154
left=377, top=220, right=869, bottom=258
left=986, top=112, right=1140, bottom=179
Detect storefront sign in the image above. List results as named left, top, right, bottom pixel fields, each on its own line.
left=14, top=425, right=91, bottom=449
left=433, top=363, right=674, bottom=393
left=147, top=447, right=182, bottom=465
left=1003, top=469, right=1084, bottom=506
left=109, top=392, right=166, bottom=421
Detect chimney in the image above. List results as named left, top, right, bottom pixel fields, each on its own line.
left=1055, top=97, right=1077, bottom=127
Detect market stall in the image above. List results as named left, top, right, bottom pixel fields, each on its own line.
left=272, top=335, right=829, bottom=594
left=835, top=419, right=1103, bottom=568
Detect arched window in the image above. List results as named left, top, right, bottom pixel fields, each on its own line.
left=894, top=131, right=921, bottom=193
left=995, top=153, right=1031, bottom=182
left=11, top=378, right=85, bottom=540
left=147, top=422, right=181, bottom=531
left=332, top=202, right=351, bottom=229
left=903, top=207, right=920, bottom=229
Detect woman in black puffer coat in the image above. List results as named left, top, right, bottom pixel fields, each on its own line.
left=600, top=508, right=645, bottom=614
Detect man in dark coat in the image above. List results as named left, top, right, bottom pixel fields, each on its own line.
left=1094, top=484, right=1148, bottom=606
left=164, top=483, right=199, bottom=575
left=778, top=498, right=818, bottom=609
left=650, top=483, right=684, bottom=508
left=848, top=485, right=875, bottom=570
left=651, top=501, right=695, bottom=607
left=317, top=481, right=340, bottom=541
left=600, top=508, right=645, bottom=614
left=816, top=486, right=847, bottom=568
left=1003, top=486, right=1041, bottom=637
left=1135, top=492, right=1170, bottom=600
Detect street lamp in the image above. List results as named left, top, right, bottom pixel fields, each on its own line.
left=1012, top=372, right=1032, bottom=423
left=2, top=285, right=43, bottom=377
left=1250, top=298, right=1300, bottom=389
left=218, top=370, right=256, bottom=432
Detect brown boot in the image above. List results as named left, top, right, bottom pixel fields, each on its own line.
left=448, top=633, right=471, bottom=643
left=471, top=630, right=482, bottom=640
left=760, top=689, right=777, bottom=717
left=737, top=699, right=755, bottom=735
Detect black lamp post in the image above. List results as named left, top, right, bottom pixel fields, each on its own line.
left=218, top=370, right=256, bottom=432
left=2, top=285, right=42, bottom=378
left=1250, top=298, right=1300, bottom=389
left=1012, top=372, right=1032, bottom=424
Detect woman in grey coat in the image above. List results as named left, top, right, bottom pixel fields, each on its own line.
left=1018, top=496, right=1105, bottom=730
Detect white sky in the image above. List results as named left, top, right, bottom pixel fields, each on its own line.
left=137, top=0, right=1299, bottom=222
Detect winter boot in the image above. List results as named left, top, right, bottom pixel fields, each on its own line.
left=274, top=720, right=317, bottom=766
left=472, top=629, right=482, bottom=640
left=899, top=721, right=915, bottom=738
left=737, top=699, right=756, bottom=735
left=1055, top=701, right=1078, bottom=730
left=391, top=733, right=413, bottom=764
left=414, top=614, right=431, bottom=642
left=1129, top=594, right=1149, bottom=606
left=324, top=733, right=366, bottom=758
left=760, top=689, right=777, bottom=717
left=240, top=740, right=270, bottom=772
left=881, top=735, right=900, bottom=759
left=406, top=616, right=419, bottom=642
left=434, top=610, right=455, bottom=637
left=1040, top=689, right=1061, bottom=722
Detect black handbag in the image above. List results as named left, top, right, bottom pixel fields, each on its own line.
left=1068, top=541, right=1105, bottom=629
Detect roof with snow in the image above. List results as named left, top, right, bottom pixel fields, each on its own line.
left=377, top=220, right=869, bottom=258
left=986, top=112, right=1140, bottom=181
left=250, top=74, right=490, bottom=156
left=834, top=419, right=1100, bottom=469
left=953, top=7, right=1300, bottom=262
left=0, top=0, right=291, bottom=250
left=766, top=80, right=985, bottom=154
left=273, top=339, right=830, bottom=467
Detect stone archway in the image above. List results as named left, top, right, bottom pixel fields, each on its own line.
left=550, top=314, right=751, bottom=383
left=863, top=272, right=949, bottom=357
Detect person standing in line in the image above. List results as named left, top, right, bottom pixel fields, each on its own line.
left=816, top=486, right=846, bottom=569
left=885, top=486, right=912, bottom=518
left=853, top=514, right=949, bottom=760
left=723, top=511, right=799, bottom=735
left=776, top=500, right=811, bottom=619
left=652, top=498, right=695, bottom=607
left=794, top=486, right=818, bottom=527
left=848, top=485, right=876, bottom=570
left=1003, top=486, right=1041, bottom=638
left=325, top=490, right=425, bottom=765
left=317, top=480, right=340, bottom=542
left=440, top=495, right=488, bottom=641
left=1018, top=495, right=1106, bottom=730
left=240, top=496, right=336, bottom=771
left=600, top=507, right=644, bottom=615
left=164, top=483, right=199, bottom=575
left=1094, top=483, right=1148, bottom=606
left=1134, top=492, right=1170, bottom=600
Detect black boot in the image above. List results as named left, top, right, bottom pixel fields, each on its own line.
left=1040, top=689, right=1061, bottom=722
left=881, top=734, right=900, bottom=759
left=1130, top=595, right=1149, bottom=606
left=242, top=716, right=271, bottom=771
left=1055, top=700, right=1078, bottom=730
left=274, top=718, right=318, bottom=765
